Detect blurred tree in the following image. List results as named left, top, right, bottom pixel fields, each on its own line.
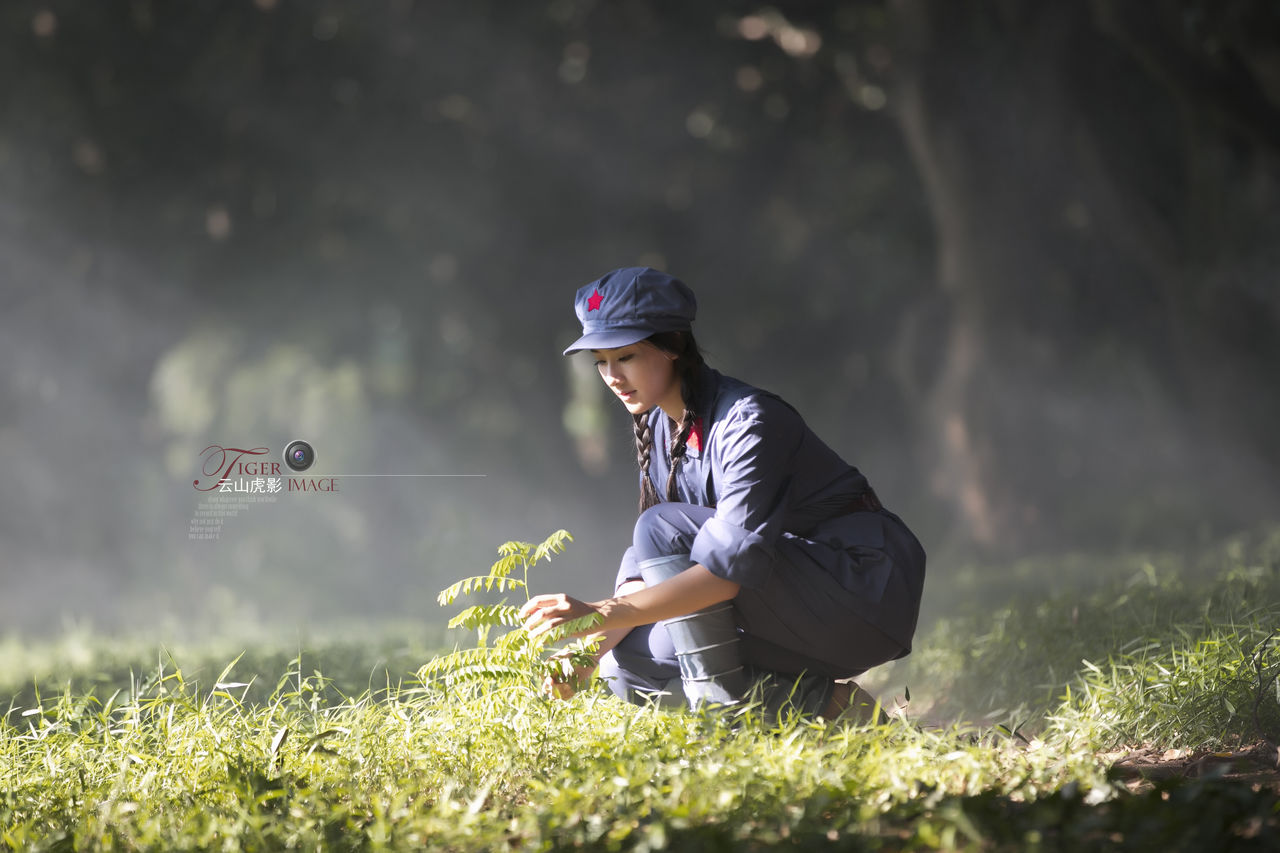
left=1, top=0, right=1278, bottom=632
left=824, top=0, right=1280, bottom=550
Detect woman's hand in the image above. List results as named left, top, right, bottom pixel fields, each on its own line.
left=521, top=567, right=738, bottom=644
left=518, top=593, right=601, bottom=642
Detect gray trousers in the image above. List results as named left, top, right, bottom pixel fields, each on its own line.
left=598, top=502, right=917, bottom=717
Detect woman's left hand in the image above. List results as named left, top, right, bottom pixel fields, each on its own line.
left=519, top=593, right=602, bottom=641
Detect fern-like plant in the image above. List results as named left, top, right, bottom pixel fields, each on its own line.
left=418, top=529, right=603, bottom=694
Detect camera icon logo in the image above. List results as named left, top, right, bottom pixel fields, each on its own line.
left=282, top=439, right=316, bottom=473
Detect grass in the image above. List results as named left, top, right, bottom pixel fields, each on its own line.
left=0, top=661, right=1111, bottom=850
left=3, top=527, right=1279, bottom=850
left=894, top=526, right=1280, bottom=738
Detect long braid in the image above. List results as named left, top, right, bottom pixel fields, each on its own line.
left=634, top=412, right=662, bottom=513
left=632, top=330, right=706, bottom=514
left=664, top=368, right=699, bottom=502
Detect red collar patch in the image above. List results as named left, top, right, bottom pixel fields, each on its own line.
left=587, top=288, right=603, bottom=312
left=687, top=416, right=703, bottom=453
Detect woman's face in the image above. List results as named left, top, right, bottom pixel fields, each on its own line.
left=592, top=342, right=683, bottom=419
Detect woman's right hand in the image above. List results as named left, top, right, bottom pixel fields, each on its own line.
left=519, top=593, right=602, bottom=641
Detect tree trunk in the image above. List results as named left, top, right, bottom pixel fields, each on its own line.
left=888, top=0, right=1280, bottom=551
left=889, top=1, right=1081, bottom=549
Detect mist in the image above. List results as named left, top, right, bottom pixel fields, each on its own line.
left=3, top=1, right=1278, bottom=639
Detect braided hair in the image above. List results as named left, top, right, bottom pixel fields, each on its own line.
left=633, top=330, right=706, bottom=514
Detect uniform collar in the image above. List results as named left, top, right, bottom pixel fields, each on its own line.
left=674, top=363, right=719, bottom=458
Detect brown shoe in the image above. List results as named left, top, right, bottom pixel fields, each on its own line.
left=821, top=680, right=889, bottom=725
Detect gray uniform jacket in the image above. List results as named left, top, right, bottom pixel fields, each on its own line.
left=637, top=363, right=925, bottom=652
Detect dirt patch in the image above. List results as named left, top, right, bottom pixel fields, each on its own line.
left=1105, top=741, right=1280, bottom=792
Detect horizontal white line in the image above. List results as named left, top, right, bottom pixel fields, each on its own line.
left=315, top=474, right=487, bottom=478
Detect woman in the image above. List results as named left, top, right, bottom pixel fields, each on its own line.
left=519, top=267, right=926, bottom=721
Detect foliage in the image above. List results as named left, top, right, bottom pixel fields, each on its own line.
left=419, top=528, right=603, bottom=694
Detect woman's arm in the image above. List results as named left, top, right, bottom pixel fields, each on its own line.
left=579, top=578, right=646, bottom=660
left=519, top=565, right=740, bottom=642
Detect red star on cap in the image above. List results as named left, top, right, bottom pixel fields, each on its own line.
left=587, top=287, right=603, bottom=312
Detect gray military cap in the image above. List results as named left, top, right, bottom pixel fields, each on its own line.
left=562, top=267, right=698, bottom=355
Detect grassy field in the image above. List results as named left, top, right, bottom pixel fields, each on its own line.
left=3, top=529, right=1279, bottom=851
